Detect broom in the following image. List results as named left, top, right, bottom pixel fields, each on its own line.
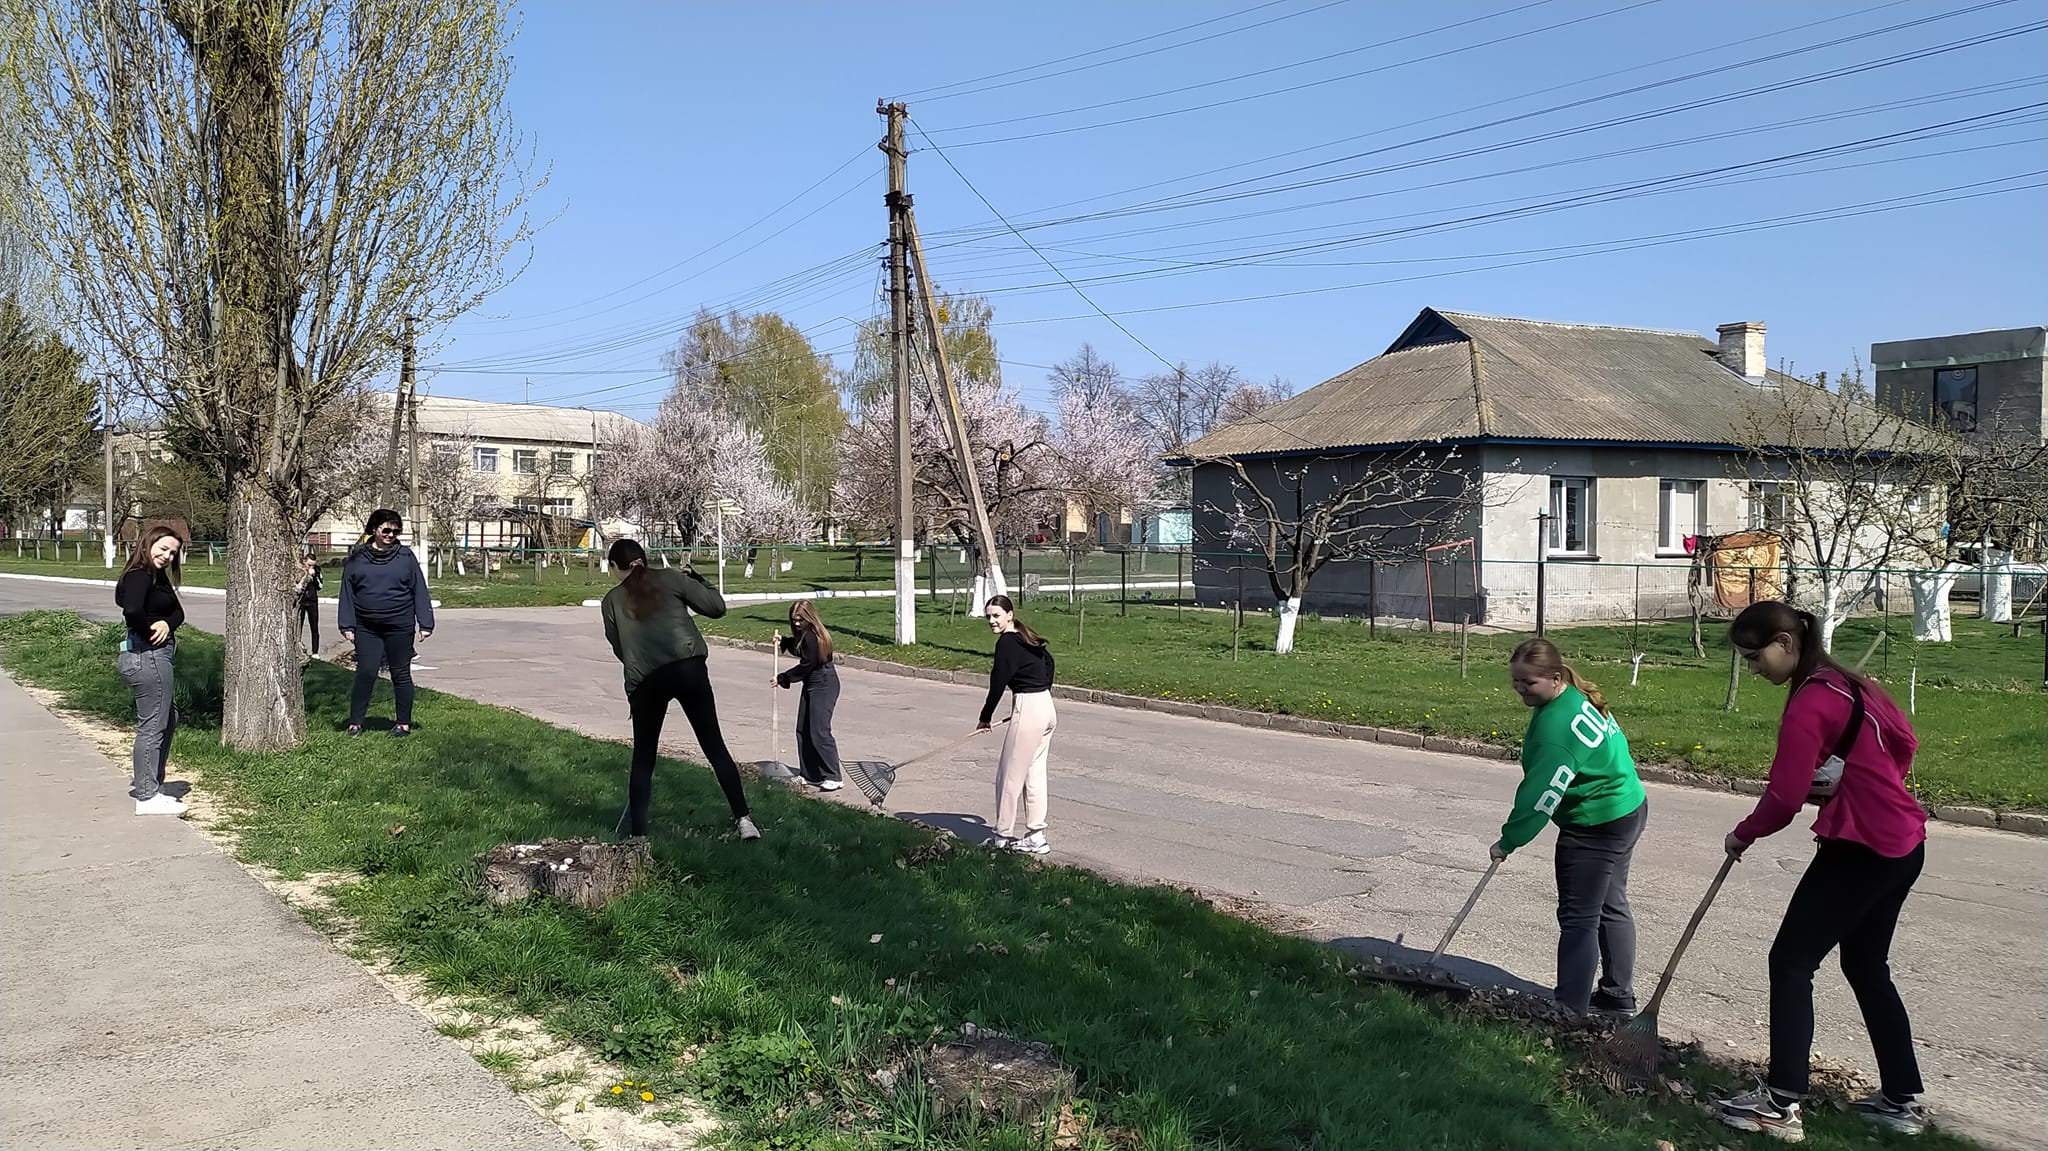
left=842, top=719, right=1010, bottom=808
left=1607, top=852, right=1737, bottom=1076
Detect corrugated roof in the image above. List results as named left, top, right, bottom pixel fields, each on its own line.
left=1185, top=308, right=1927, bottom=457
left=370, top=392, right=648, bottom=445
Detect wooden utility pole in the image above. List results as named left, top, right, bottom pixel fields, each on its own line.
left=904, top=205, right=1005, bottom=602
left=882, top=100, right=916, bottom=645
left=376, top=314, right=418, bottom=531
left=101, top=377, right=116, bottom=568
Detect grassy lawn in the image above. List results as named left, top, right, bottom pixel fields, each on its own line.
left=0, top=609, right=1962, bottom=1151
left=699, top=599, right=2048, bottom=814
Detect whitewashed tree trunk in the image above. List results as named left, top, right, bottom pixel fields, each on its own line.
left=1909, top=566, right=1962, bottom=642
left=744, top=562, right=755, bottom=578
left=1274, top=596, right=1304, bottom=654
left=1815, top=578, right=1844, bottom=653
left=1982, top=549, right=2013, bottom=622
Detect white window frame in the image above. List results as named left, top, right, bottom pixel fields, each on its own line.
left=512, top=448, right=538, bottom=475
left=551, top=450, right=576, bottom=474
left=1547, top=476, right=1594, bottom=556
left=1658, top=479, right=1705, bottom=554
left=473, top=446, right=498, bottom=473
left=1747, top=481, right=1789, bottom=532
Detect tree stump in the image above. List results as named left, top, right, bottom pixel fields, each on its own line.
left=923, top=1025, right=1074, bottom=1120
left=478, top=837, right=652, bottom=910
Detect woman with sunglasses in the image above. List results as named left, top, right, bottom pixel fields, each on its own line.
left=339, top=509, right=434, bottom=736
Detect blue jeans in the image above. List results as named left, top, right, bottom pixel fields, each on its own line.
left=115, top=638, right=178, bottom=800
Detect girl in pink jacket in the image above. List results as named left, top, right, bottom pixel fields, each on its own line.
left=1714, top=601, right=1930, bottom=1143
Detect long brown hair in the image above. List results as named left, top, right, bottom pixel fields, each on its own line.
left=1729, top=600, right=1886, bottom=709
left=1510, top=637, right=1608, bottom=715
left=122, top=526, right=185, bottom=587
left=985, top=594, right=1047, bottom=648
left=607, top=538, right=661, bottom=620
left=787, top=599, right=833, bottom=660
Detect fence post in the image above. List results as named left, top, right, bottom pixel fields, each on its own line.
left=1068, top=547, right=1077, bottom=606
left=1015, top=546, right=1025, bottom=599
left=1176, top=548, right=1184, bottom=620
left=1632, top=564, right=1641, bottom=658
left=928, top=541, right=938, bottom=603
left=1233, top=565, right=1243, bottom=662
left=1459, top=614, right=1470, bottom=680
left=1120, top=549, right=1128, bottom=616
left=1368, top=561, right=1378, bottom=639
left=1534, top=512, right=1551, bottom=637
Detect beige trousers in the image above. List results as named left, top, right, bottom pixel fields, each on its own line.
left=994, top=690, right=1056, bottom=838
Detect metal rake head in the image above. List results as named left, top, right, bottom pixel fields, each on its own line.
left=842, top=760, right=897, bottom=807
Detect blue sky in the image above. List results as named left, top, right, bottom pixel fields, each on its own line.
left=424, top=0, right=2048, bottom=418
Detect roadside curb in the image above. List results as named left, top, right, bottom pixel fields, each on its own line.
left=704, top=633, right=2047, bottom=840
left=0, top=571, right=436, bottom=608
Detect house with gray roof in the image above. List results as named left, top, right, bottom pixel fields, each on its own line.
left=1182, top=307, right=1931, bottom=628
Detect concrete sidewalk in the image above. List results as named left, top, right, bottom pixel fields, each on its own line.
left=0, top=672, right=575, bottom=1151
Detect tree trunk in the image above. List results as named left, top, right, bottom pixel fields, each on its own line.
left=222, top=480, right=307, bottom=749
left=1816, top=578, right=1844, bottom=654
left=1274, top=596, right=1304, bottom=654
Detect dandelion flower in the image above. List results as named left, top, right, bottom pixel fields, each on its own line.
left=640, top=1091, right=654, bottom=1102
left=611, top=1085, right=623, bottom=1095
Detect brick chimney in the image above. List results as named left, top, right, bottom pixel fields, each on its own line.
left=1716, top=321, right=1767, bottom=382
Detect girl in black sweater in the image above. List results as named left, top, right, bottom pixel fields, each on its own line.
left=114, top=526, right=187, bottom=815
left=975, top=594, right=1056, bottom=854
left=775, top=599, right=844, bottom=791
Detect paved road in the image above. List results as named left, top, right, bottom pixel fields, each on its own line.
left=0, top=668, right=576, bottom=1150
left=6, top=576, right=2044, bottom=1149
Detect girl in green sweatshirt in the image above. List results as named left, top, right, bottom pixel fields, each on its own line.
left=1491, top=638, right=1649, bottom=1017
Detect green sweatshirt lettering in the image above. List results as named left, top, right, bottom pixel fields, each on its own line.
left=1499, top=685, right=1646, bottom=854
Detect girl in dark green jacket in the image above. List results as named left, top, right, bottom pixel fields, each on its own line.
left=601, top=539, right=758, bottom=841
left=1492, top=638, right=1649, bottom=1017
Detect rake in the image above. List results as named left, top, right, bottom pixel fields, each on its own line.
left=1606, top=852, right=1737, bottom=1078
left=842, top=719, right=1010, bottom=808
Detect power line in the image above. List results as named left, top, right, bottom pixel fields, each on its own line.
left=927, top=0, right=1567, bottom=133
left=894, top=0, right=1342, bottom=103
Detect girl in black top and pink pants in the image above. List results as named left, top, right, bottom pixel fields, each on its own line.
left=975, top=595, right=1056, bottom=854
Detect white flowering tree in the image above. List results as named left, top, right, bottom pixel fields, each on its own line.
left=1054, top=384, right=1160, bottom=539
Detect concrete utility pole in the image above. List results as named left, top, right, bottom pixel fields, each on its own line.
left=904, top=208, right=1005, bottom=603
left=882, top=100, right=917, bottom=645
left=101, top=376, right=116, bottom=568
left=376, top=314, right=418, bottom=535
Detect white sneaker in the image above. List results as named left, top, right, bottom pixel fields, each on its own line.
left=737, top=816, right=762, bottom=840
left=818, top=779, right=844, bottom=792
left=134, top=793, right=187, bottom=816
left=1013, top=831, right=1051, bottom=855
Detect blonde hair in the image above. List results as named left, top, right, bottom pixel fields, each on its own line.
left=1511, top=637, right=1609, bottom=715
left=787, top=599, right=833, bottom=661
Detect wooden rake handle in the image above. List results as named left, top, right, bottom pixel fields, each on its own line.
left=892, top=718, right=1011, bottom=774
left=1427, top=857, right=1502, bottom=967
left=1641, top=853, right=1737, bottom=1018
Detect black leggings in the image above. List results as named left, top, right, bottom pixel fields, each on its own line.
left=1768, top=837, right=1926, bottom=1098
left=300, top=601, right=320, bottom=655
left=348, top=622, right=416, bottom=727
left=626, top=656, right=750, bottom=834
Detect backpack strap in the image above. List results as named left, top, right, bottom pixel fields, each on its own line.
left=1827, top=675, right=1867, bottom=763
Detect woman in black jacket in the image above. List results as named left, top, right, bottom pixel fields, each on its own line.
left=339, top=509, right=434, bottom=736
left=115, top=526, right=188, bottom=815
left=775, top=599, right=843, bottom=791
left=975, top=594, right=1056, bottom=854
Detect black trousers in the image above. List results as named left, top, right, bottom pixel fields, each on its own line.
left=1769, top=837, right=1925, bottom=1098
left=794, top=667, right=843, bottom=784
left=300, top=600, right=320, bottom=655
left=348, top=621, right=416, bottom=726
left=626, top=656, right=750, bottom=835
left=1553, top=798, right=1648, bottom=1012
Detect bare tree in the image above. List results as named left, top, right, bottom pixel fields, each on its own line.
left=1047, top=343, right=1122, bottom=407
left=1734, top=364, right=1943, bottom=652
left=9, top=0, right=537, bottom=747
left=1202, top=446, right=1495, bottom=654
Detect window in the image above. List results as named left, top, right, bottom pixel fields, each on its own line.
left=473, top=446, right=499, bottom=473
left=1747, top=482, right=1790, bottom=532
left=512, top=449, right=538, bottom=475
left=431, top=441, right=460, bottom=466
left=1934, top=367, right=1977, bottom=432
left=1658, top=479, right=1705, bottom=553
left=1547, top=477, right=1593, bottom=554
left=546, top=498, right=575, bottom=517
left=551, top=450, right=576, bottom=473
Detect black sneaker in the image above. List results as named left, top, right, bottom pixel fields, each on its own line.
left=1588, top=991, right=1637, bottom=1019
left=391, top=724, right=411, bottom=738
left=1850, top=1093, right=1928, bottom=1136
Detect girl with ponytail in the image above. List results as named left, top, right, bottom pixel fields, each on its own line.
left=1492, top=637, right=1649, bottom=1019
left=974, top=595, right=1057, bottom=854
left=600, top=539, right=759, bottom=842
left=1713, top=601, right=1929, bottom=1141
